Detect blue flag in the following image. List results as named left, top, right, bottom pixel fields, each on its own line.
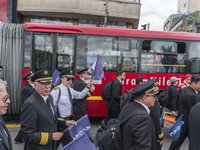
left=168, top=114, right=185, bottom=142
left=60, top=133, right=97, bottom=150
left=51, top=69, right=60, bottom=87
left=68, top=114, right=93, bottom=140
left=89, top=55, right=105, bottom=80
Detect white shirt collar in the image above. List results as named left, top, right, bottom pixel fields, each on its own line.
left=135, top=100, right=150, bottom=114
left=36, top=90, right=48, bottom=102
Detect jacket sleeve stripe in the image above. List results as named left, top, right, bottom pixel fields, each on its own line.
left=39, top=132, right=48, bottom=145
left=58, top=118, right=64, bottom=121
left=158, top=132, right=163, bottom=139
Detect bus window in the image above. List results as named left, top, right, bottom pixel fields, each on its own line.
left=57, top=36, right=75, bottom=72
left=151, top=41, right=177, bottom=53
left=34, top=34, right=53, bottom=72
left=141, top=53, right=187, bottom=73
left=189, top=42, right=200, bottom=73
left=86, top=36, right=116, bottom=71
left=117, top=39, right=138, bottom=72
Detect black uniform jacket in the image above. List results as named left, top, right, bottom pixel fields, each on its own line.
left=149, top=99, right=164, bottom=149
left=177, top=86, right=198, bottom=129
left=20, top=91, right=66, bottom=150
left=121, top=101, right=157, bottom=150
left=21, top=83, right=35, bottom=104
left=0, top=116, right=12, bottom=150
left=73, top=79, right=92, bottom=114
left=167, top=85, right=178, bottom=111
left=189, top=102, right=200, bottom=150
left=106, top=79, right=122, bottom=111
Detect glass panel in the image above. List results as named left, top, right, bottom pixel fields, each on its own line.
left=57, top=36, right=75, bottom=72
left=87, top=36, right=116, bottom=71
left=141, top=53, right=186, bottom=73
left=117, top=39, right=138, bottom=72
left=151, top=41, right=177, bottom=53
left=34, top=35, right=53, bottom=72
left=189, top=42, right=200, bottom=73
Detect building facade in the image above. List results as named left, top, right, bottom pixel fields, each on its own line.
left=14, top=0, right=141, bottom=29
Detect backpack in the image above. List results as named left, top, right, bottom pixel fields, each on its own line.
left=120, top=89, right=133, bottom=110
left=101, top=80, right=114, bottom=101
left=95, top=105, right=134, bottom=150
left=158, top=87, right=170, bottom=107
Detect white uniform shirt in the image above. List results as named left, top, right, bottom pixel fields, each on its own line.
left=50, top=83, right=89, bottom=118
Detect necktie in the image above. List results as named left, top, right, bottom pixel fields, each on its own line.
left=0, top=122, right=9, bottom=149
left=67, top=88, right=73, bottom=111
left=46, top=98, right=54, bottom=116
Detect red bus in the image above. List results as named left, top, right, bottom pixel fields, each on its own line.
left=22, top=23, right=200, bottom=117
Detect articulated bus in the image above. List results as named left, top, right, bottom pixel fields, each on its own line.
left=22, top=23, right=200, bottom=117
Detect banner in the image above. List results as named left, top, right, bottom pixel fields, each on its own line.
left=51, top=69, right=60, bottom=87
left=168, top=114, right=185, bottom=142
left=60, top=133, right=97, bottom=150
left=68, top=114, right=93, bottom=140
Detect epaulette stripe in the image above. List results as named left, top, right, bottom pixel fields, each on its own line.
left=39, top=132, right=48, bottom=145
left=54, top=87, right=59, bottom=90
left=158, top=132, right=163, bottom=139
left=88, top=92, right=91, bottom=97
left=58, top=118, right=64, bottom=121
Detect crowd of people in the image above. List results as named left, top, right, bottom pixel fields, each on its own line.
left=0, top=65, right=200, bottom=150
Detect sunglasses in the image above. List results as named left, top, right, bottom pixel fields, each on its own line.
left=67, top=78, right=74, bottom=81
left=1, top=95, right=9, bottom=103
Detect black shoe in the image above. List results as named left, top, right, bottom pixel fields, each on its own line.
left=89, top=137, right=94, bottom=143
left=14, top=138, right=24, bottom=143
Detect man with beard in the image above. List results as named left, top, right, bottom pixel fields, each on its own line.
left=51, top=69, right=94, bottom=146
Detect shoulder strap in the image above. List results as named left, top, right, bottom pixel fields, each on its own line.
left=55, top=87, right=61, bottom=111
left=118, top=104, right=135, bottom=125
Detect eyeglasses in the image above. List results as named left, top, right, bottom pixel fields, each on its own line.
left=145, top=94, right=156, bottom=98
left=1, top=95, right=9, bottom=103
left=67, top=78, right=73, bottom=81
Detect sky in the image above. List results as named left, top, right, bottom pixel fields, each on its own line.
left=138, top=0, right=178, bottom=31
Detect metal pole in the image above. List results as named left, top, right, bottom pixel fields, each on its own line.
left=104, top=0, right=108, bottom=27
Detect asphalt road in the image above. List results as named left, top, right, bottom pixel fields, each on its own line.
left=6, top=118, right=189, bottom=150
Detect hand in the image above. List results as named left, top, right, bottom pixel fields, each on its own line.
left=87, top=79, right=93, bottom=88
left=90, top=85, right=95, bottom=92
left=172, top=111, right=176, bottom=116
left=52, top=132, right=63, bottom=141
left=160, top=140, right=163, bottom=145
left=66, top=120, right=76, bottom=126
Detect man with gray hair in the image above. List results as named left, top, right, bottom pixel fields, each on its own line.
left=0, top=80, right=12, bottom=150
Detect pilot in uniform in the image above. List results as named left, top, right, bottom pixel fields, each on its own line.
left=15, top=71, right=35, bottom=143
left=20, top=70, right=76, bottom=150
left=50, top=69, right=94, bottom=146
left=120, top=78, right=158, bottom=150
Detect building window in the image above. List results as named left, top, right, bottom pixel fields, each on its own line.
left=31, top=16, right=73, bottom=25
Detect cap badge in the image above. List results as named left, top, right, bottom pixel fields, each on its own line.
left=44, top=71, right=48, bottom=75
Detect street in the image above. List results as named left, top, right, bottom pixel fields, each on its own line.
left=6, top=118, right=189, bottom=150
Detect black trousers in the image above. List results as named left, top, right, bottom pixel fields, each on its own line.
left=73, top=112, right=85, bottom=121
left=169, top=127, right=189, bottom=150
left=14, top=129, right=23, bottom=141
left=56, top=116, right=73, bottom=148
left=104, top=109, right=120, bottom=123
